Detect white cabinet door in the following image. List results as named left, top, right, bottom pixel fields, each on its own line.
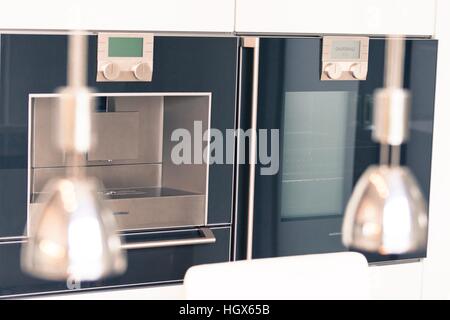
left=235, top=0, right=436, bottom=36
left=0, top=0, right=235, bottom=32
left=422, top=0, right=450, bottom=300
left=369, top=263, right=423, bottom=299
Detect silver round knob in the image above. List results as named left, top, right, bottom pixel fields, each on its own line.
left=101, top=62, right=120, bottom=80
left=133, top=62, right=152, bottom=81
left=324, top=63, right=342, bottom=80
left=350, top=63, right=364, bottom=80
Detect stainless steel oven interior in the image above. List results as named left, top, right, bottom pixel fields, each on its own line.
left=28, top=93, right=211, bottom=234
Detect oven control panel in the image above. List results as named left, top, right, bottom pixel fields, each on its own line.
left=97, top=33, right=154, bottom=82
left=321, top=36, right=369, bottom=81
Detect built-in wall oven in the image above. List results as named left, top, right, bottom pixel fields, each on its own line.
left=235, top=37, right=438, bottom=263
left=0, top=33, right=438, bottom=297
left=0, top=34, right=238, bottom=296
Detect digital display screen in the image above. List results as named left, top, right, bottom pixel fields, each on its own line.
left=330, top=40, right=360, bottom=59
left=108, top=37, right=143, bottom=57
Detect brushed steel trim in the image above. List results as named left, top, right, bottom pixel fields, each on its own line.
left=121, top=227, right=215, bottom=250
left=0, top=30, right=433, bottom=40
left=229, top=37, right=240, bottom=231
left=232, top=43, right=245, bottom=261
left=245, top=37, right=260, bottom=260
left=27, top=92, right=212, bottom=236
left=235, top=32, right=433, bottom=39
left=32, top=164, right=162, bottom=193
left=161, top=95, right=211, bottom=224
left=0, top=238, right=27, bottom=245
left=369, top=258, right=422, bottom=267
left=0, top=30, right=236, bottom=37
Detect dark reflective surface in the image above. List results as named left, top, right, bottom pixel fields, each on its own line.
left=251, top=38, right=437, bottom=262
left=0, top=35, right=238, bottom=238
left=0, top=227, right=230, bottom=297
left=0, top=34, right=237, bottom=296
left=0, top=35, right=66, bottom=237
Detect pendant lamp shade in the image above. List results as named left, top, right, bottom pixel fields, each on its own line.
left=342, top=165, right=428, bottom=254
left=22, top=178, right=126, bottom=281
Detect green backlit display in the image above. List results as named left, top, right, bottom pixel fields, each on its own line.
left=108, top=37, right=143, bottom=57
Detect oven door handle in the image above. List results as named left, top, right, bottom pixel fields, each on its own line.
left=241, top=37, right=260, bottom=260
left=121, top=228, right=216, bottom=250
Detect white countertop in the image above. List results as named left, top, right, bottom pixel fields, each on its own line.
left=22, top=260, right=426, bottom=300
left=26, top=284, right=185, bottom=300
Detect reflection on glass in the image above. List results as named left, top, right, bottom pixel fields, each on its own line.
left=281, top=91, right=358, bottom=218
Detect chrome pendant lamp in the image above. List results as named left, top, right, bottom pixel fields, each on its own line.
left=21, top=32, right=126, bottom=281
left=342, top=36, right=428, bottom=254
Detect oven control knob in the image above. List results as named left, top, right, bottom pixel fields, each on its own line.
left=324, top=63, right=342, bottom=80
left=133, top=62, right=152, bottom=81
left=350, top=63, right=365, bottom=80
left=101, top=62, right=120, bottom=80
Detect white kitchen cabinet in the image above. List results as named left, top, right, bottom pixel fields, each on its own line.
left=235, top=0, right=436, bottom=36
left=25, top=285, right=185, bottom=300
left=422, top=0, right=450, bottom=300
left=31, top=263, right=424, bottom=300
left=0, top=0, right=436, bottom=36
left=0, top=0, right=235, bottom=33
left=369, top=263, right=423, bottom=299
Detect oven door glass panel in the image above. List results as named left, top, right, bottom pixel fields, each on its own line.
left=281, top=91, right=358, bottom=219
left=250, top=37, right=437, bottom=263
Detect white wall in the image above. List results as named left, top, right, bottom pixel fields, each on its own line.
left=421, top=0, right=450, bottom=300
